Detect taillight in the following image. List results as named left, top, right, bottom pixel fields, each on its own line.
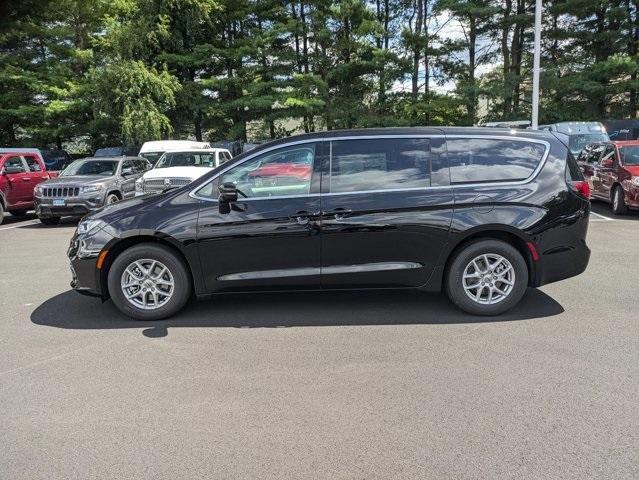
left=569, top=180, right=590, bottom=199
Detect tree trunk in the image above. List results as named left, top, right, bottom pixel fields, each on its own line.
left=468, top=17, right=477, bottom=124
left=501, top=0, right=512, bottom=116
left=412, top=0, right=423, bottom=99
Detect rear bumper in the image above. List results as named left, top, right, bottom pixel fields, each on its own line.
left=533, top=241, right=590, bottom=287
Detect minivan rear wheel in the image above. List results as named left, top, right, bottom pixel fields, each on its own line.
left=107, top=243, right=192, bottom=320
left=445, top=239, right=528, bottom=316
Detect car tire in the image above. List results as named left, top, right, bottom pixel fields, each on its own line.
left=106, top=193, right=120, bottom=205
left=107, top=243, right=192, bottom=321
left=10, top=209, right=28, bottom=217
left=611, top=186, right=627, bottom=215
left=39, top=216, right=60, bottom=225
left=445, top=239, right=529, bottom=316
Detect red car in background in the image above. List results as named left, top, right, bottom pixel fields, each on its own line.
left=576, top=140, right=639, bottom=214
left=0, top=150, right=53, bottom=224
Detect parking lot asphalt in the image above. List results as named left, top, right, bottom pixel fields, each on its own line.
left=1, top=203, right=638, bottom=479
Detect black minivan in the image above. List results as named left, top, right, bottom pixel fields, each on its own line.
left=68, top=128, right=591, bottom=320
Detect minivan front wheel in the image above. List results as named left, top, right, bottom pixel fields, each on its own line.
left=107, top=243, right=192, bottom=320
left=611, top=186, right=627, bottom=215
left=445, top=239, right=528, bottom=316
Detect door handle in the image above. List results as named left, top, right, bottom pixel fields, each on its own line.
left=22, top=177, right=31, bottom=182
left=325, top=208, right=352, bottom=220
left=291, top=210, right=320, bottom=225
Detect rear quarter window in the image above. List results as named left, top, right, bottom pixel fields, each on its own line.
left=447, top=138, right=546, bottom=184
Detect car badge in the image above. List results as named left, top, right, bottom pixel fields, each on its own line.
left=164, top=178, right=171, bottom=188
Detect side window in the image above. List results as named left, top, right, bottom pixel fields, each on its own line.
left=216, top=152, right=230, bottom=165
left=198, top=143, right=316, bottom=199
left=600, top=145, right=615, bottom=165
left=588, top=144, right=606, bottom=164
left=140, top=159, right=152, bottom=171
left=329, top=138, right=433, bottom=193
left=3, top=156, right=27, bottom=172
left=24, top=155, right=42, bottom=172
left=447, top=138, right=546, bottom=184
left=121, top=160, right=134, bottom=174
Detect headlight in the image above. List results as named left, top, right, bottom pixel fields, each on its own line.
left=632, top=176, right=639, bottom=187
left=82, top=185, right=104, bottom=193
left=135, top=177, right=144, bottom=192
left=34, top=185, right=44, bottom=195
left=77, top=219, right=106, bottom=235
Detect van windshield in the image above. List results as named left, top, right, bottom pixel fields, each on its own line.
left=619, top=146, right=639, bottom=166
left=155, top=152, right=216, bottom=168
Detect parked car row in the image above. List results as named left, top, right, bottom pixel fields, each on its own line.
left=0, top=140, right=234, bottom=225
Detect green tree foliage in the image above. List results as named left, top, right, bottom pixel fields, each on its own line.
left=1, top=0, right=638, bottom=150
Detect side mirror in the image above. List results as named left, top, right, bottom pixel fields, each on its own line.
left=2, top=166, right=24, bottom=174
left=600, top=158, right=613, bottom=168
left=121, top=167, right=134, bottom=176
left=218, top=182, right=238, bottom=203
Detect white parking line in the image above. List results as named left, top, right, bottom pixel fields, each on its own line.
left=0, top=219, right=40, bottom=231
left=590, top=211, right=615, bottom=221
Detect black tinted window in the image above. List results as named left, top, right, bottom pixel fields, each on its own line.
left=447, top=138, right=546, bottom=184
left=330, top=138, right=435, bottom=193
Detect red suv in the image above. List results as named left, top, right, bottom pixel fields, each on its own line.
left=576, top=140, right=639, bottom=214
left=0, top=151, right=51, bottom=224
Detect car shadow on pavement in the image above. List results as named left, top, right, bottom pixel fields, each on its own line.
left=18, top=217, right=79, bottom=229
left=31, top=288, right=564, bottom=338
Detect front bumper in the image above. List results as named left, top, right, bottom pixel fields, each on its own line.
left=35, top=195, right=105, bottom=218
left=67, top=227, right=115, bottom=298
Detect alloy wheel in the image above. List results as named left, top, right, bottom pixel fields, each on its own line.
left=120, top=259, right=175, bottom=310
left=462, top=253, right=515, bottom=305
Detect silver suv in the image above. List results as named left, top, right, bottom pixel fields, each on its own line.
left=34, top=156, right=151, bottom=225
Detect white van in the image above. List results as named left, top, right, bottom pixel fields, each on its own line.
left=138, top=140, right=211, bottom=165
left=135, top=148, right=233, bottom=196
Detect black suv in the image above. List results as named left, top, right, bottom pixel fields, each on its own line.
left=68, top=128, right=591, bottom=320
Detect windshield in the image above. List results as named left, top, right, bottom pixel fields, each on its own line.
left=155, top=152, right=216, bottom=169
left=61, top=159, right=118, bottom=176
left=619, top=146, right=639, bottom=166
left=569, top=134, right=609, bottom=154
left=140, top=152, right=164, bottom=165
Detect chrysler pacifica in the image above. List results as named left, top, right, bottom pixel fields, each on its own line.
left=68, top=128, right=591, bottom=320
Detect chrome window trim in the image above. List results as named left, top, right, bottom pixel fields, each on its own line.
left=189, top=134, right=551, bottom=203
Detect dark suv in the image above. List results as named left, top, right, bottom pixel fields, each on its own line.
left=68, top=128, right=591, bottom=320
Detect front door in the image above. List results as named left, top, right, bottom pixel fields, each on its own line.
left=196, top=141, right=325, bottom=292
left=1, top=156, right=33, bottom=206
left=319, top=136, right=453, bottom=288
